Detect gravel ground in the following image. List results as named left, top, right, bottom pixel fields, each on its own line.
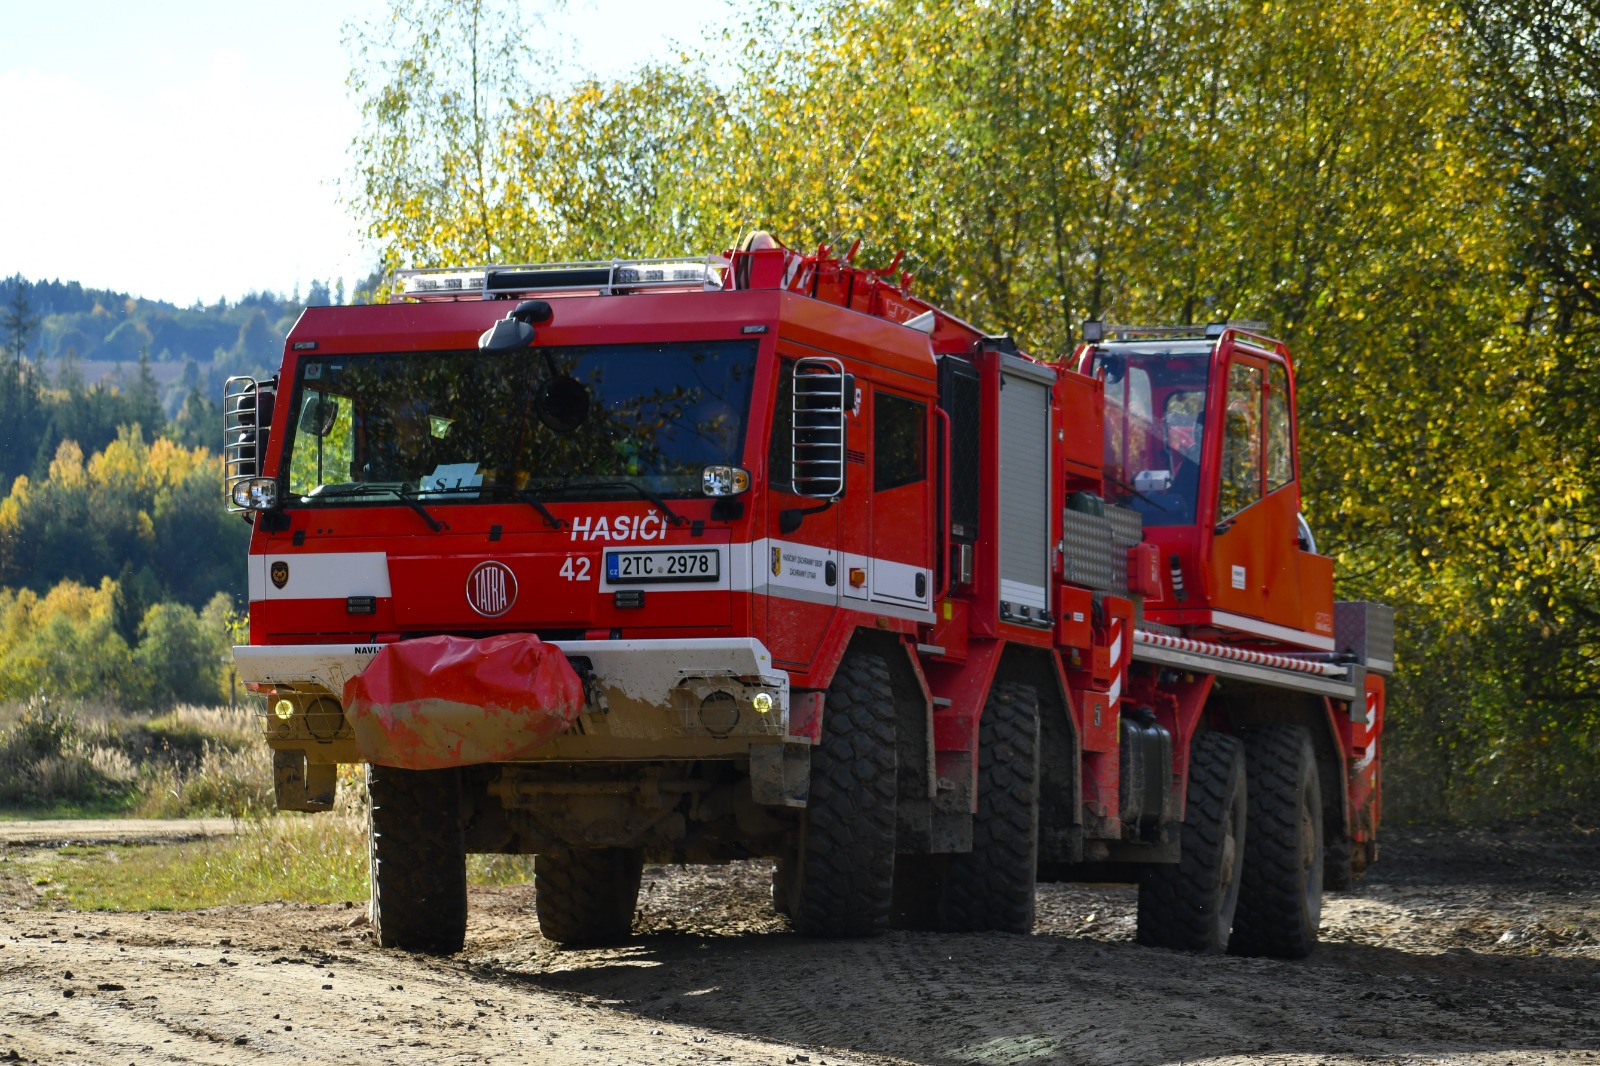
left=1, top=821, right=1597, bottom=1065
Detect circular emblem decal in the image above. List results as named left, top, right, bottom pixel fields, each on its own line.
left=466, top=561, right=517, bottom=617
left=270, top=561, right=289, bottom=589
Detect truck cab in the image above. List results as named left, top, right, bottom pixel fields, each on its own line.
left=1078, top=324, right=1335, bottom=649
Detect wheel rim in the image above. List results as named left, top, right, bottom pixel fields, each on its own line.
left=1300, top=791, right=1323, bottom=922
left=1217, top=776, right=1245, bottom=939
left=1221, top=805, right=1240, bottom=901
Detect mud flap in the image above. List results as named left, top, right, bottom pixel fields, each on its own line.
left=749, top=742, right=810, bottom=807
left=274, top=750, right=336, bottom=812
left=343, top=633, right=585, bottom=770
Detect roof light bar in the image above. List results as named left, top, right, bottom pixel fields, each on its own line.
left=396, top=257, right=727, bottom=301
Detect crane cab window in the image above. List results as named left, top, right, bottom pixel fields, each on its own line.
left=1219, top=362, right=1264, bottom=518
left=1266, top=362, right=1293, bottom=492
left=1093, top=348, right=1211, bottom=527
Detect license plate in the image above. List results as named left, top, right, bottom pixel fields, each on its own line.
left=605, top=549, right=720, bottom=584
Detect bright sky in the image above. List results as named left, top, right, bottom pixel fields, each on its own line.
left=0, top=1, right=737, bottom=308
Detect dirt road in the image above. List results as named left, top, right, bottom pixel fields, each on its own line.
left=2, top=822, right=1598, bottom=1065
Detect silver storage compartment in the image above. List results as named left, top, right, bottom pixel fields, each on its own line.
left=1333, top=601, right=1395, bottom=674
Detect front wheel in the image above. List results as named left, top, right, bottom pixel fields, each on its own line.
left=1230, top=725, right=1324, bottom=959
left=368, top=764, right=468, bottom=954
left=1136, top=730, right=1246, bottom=954
left=786, top=649, right=897, bottom=937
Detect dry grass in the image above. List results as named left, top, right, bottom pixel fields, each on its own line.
left=2, top=700, right=538, bottom=909
left=0, top=698, right=269, bottom=815
left=135, top=742, right=274, bottom=818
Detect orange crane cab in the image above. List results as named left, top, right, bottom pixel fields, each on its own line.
left=1077, top=323, right=1336, bottom=649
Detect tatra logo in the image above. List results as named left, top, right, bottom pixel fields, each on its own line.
left=270, top=561, right=289, bottom=589
left=771, top=547, right=781, bottom=576
left=466, top=561, right=517, bottom=617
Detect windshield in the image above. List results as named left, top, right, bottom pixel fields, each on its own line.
left=282, top=340, right=758, bottom=505
left=1092, top=347, right=1212, bottom=527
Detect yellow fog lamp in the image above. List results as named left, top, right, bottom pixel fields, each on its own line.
left=751, top=691, right=774, bottom=715
left=273, top=698, right=295, bottom=721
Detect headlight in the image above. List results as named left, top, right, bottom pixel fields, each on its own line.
left=230, top=477, right=279, bottom=510
left=701, top=465, right=750, bottom=496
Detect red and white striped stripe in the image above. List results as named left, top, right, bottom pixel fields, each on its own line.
left=1132, top=628, right=1347, bottom=677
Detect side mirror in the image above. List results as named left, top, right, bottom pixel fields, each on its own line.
left=791, top=357, right=847, bottom=498
left=536, top=375, right=590, bottom=434
left=478, top=299, right=552, bottom=353
left=298, top=394, right=339, bottom=437
left=478, top=316, right=535, bottom=353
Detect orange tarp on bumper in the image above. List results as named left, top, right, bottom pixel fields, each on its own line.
left=343, top=633, right=584, bottom=770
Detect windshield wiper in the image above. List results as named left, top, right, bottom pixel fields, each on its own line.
left=468, top=482, right=565, bottom=530
left=303, top=482, right=446, bottom=532
left=554, top=480, right=686, bottom=527
left=394, top=485, right=446, bottom=532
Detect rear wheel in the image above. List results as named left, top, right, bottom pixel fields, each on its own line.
left=943, top=682, right=1040, bottom=934
left=786, top=649, right=897, bottom=937
left=1324, top=832, right=1355, bottom=892
left=1136, top=730, right=1246, bottom=954
left=534, top=847, right=645, bottom=945
left=368, top=764, right=468, bottom=954
left=1230, top=725, right=1324, bottom=959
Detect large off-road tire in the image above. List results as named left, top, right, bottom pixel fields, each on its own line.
left=942, top=682, right=1040, bottom=934
left=787, top=649, right=897, bottom=937
left=367, top=764, right=468, bottom=954
left=1230, top=725, right=1325, bottom=959
left=1324, top=832, right=1355, bottom=892
left=534, top=847, right=645, bottom=946
left=1136, top=730, right=1246, bottom=954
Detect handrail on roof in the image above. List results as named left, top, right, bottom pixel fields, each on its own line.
left=1088, top=320, right=1272, bottom=343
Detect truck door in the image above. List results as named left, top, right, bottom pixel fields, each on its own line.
left=865, top=388, right=933, bottom=613
left=1207, top=352, right=1307, bottom=638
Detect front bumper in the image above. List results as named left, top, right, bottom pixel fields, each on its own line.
left=234, top=637, right=796, bottom=762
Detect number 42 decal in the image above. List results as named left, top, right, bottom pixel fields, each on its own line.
left=559, top=556, right=592, bottom=581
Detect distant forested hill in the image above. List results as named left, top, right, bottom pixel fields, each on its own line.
left=0, top=271, right=380, bottom=416
left=0, top=271, right=383, bottom=705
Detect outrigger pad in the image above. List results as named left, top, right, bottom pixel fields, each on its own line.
left=344, top=633, right=585, bottom=770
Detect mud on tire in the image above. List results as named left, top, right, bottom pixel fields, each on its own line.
left=534, top=847, right=645, bottom=946
left=368, top=764, right=468, bottom=954
left=1230, top=724, right=1324, bottom=959
left=942, top=682, right=1040, bottom=934
left=787, top=649, right=897, bottom=937
left=1136, top=730, right=1246, bottom=954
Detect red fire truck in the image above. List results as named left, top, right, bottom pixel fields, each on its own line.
left=226, top=236, right=1391, bottom=958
